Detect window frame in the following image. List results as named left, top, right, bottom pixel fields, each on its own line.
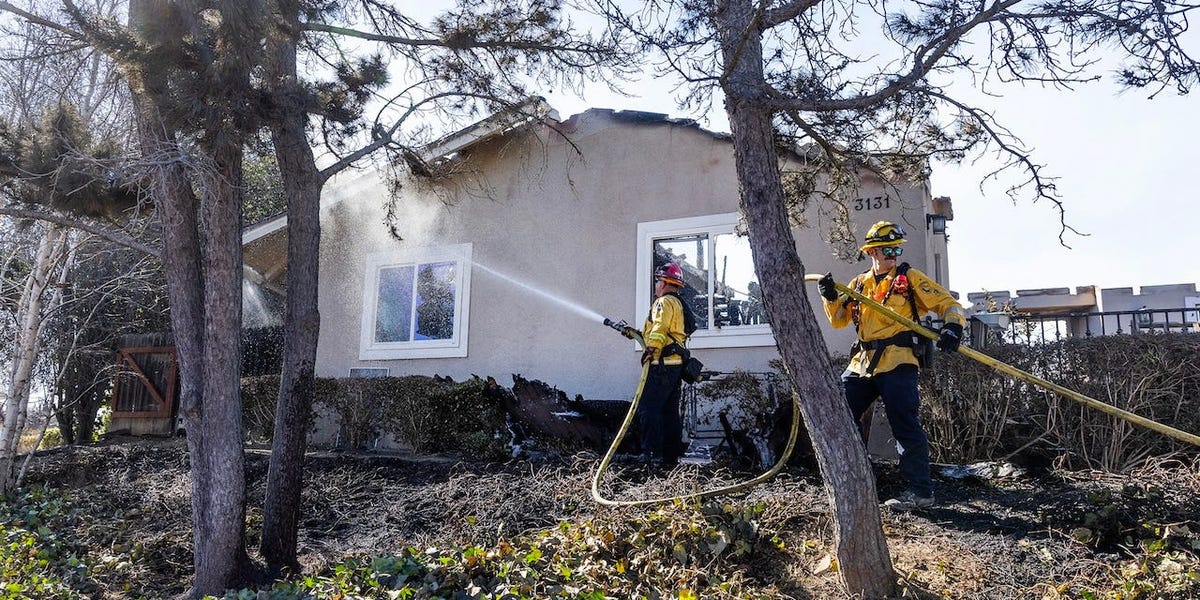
left=359, top=243, right=472, bottom=360
left=636, top=214, right=775, bottom=349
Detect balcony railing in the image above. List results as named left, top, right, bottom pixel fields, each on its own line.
left=973, top=306, right=1199, bottom=346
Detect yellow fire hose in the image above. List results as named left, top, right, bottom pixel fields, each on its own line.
left=590, top=329, right=801, bottom=507
left=591, top=275, right=1200, bottom=507
left=808, top=274, right=1200, bottom=448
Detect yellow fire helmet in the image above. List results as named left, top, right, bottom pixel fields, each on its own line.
left=860, top=221, right=907, bottom=251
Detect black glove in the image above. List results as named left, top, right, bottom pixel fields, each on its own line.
left=641, top=348, right=657, bottom=365
left=621, top=326, right=637, bottom=340
left=937, top=322, right=963, bottom=353
left=817, top=272, right=838, bottom=302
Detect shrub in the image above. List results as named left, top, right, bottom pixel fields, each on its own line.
left=213, top=501, right=787, bottom=600
left=38, top=428, right=63, bottom=450
left=921, top=334, right=1200, bottom=471
left=315, top=376, right=510, bottom=459
left=313, top=376, right=384, bottom=450
left=16, top=427, right=63, bottom=453
left=0, top=488, right=95, bottom=599
left=92, top=406, right=111, bottom=443
left=241, top=374, right=281, bottom=443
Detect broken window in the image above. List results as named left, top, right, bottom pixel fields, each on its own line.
left=640, top=214, right=773, bottom=349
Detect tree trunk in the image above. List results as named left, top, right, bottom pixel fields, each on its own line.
left=714, top=1, right=898, bottom=596
left=15, top=241, right=72, bottom=489
left=260, top=9, right=323, bottom=571
left=72, top=390, right=100, bottom=443
left=53, top=388, right=76, bottom=445
left=0, top=224, right=68, bottom=494
left=129, top=2, right=250, bottom=594
left=151, top=137, right=251, bottom=596
left=191, top=139, right=250, bottom=597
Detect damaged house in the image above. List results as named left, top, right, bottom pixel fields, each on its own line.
left=240, top=101, right=957, bottom=450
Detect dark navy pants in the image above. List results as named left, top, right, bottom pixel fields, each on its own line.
left=636, top=363, right=684, bottom=464
left=843, top=365, right=933, bottom=497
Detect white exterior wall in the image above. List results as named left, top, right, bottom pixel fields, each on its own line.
left=964, top=283, right=1199, bottom=341
left=315, top=110, right=940, bottom=401
left=1099, top=283, right=1199, bottom=312
left=922, top=197, right=952, bottom=289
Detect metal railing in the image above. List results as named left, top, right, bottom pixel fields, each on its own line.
left=979, top=306, right=1199, bottom=346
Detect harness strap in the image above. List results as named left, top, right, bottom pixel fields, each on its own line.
left=856, top=332, right=915, bottom=374
left=849, top=275, right=865, bottom=328
left=659, top=332, right=690, bottom=365
left=895, top=263, right=920, bottom=324
left=851, top=263, right=925, bottom=374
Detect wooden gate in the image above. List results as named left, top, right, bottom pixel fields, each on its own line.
left=110, top=333, right=178, bottom=436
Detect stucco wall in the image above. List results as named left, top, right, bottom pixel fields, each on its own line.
left=315, top=110, right=941, bottom=401
left=1100, top=283, right=1200, bottom=312
left=965, top=284, right=1198, bottom=315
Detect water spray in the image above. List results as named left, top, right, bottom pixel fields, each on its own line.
left=471, top=260, right=607, bottom=324
left=466, top=260, right=796, bottom=505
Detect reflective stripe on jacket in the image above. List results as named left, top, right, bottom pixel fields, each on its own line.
left=643, top=293, right=687, bottom=365
left=823, top=266, right=965, bottom=376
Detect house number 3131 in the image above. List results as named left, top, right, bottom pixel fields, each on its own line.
left=853, top=196, right=891, bottom=211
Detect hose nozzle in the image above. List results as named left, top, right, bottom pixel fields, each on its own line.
left=604, top=317, right=644, bottom=348
left=603, top=317, right=629, bottom=333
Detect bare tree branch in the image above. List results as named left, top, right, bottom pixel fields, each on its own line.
left=0, top=1, right=86, bottom=40
left=0, top=205, right=159, bottom=257
left=302, top=21, right=613, bottom=56
left=761, top=0, right=825, bottom=29
left=923, top=88, right=1086, bottom=246
left=765, top=0, right=1027, bottom=112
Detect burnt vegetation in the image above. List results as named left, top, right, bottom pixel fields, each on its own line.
left=6, top=334, right=1200, bottom=598
left=9, top=432, right=1199, bottom=599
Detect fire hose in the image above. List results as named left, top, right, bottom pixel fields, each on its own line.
left=809, top=274, right=1200, bottom=448
left=591, top=276, right=1200, bottom=507
left=590, top=319, right=801, bottom=507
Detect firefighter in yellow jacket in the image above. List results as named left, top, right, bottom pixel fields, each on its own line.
left=623, top=262, right=692, bottom=466
left=818, top=221, right=966, bottom=511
